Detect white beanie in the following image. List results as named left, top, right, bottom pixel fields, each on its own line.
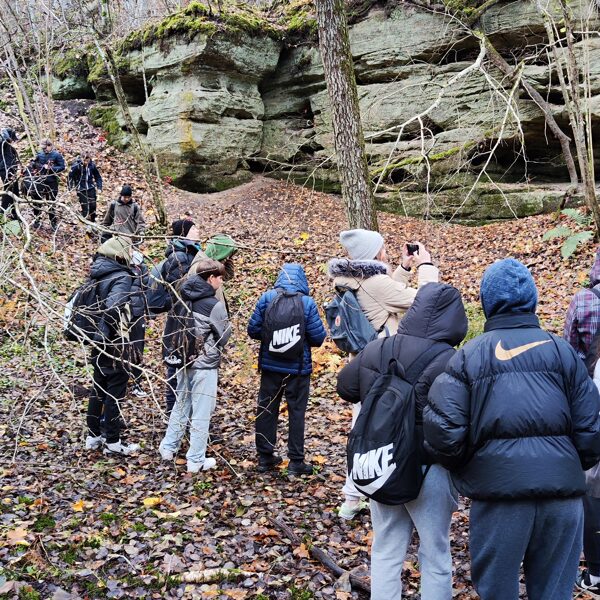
left=339, top=229, right=385, bottom=261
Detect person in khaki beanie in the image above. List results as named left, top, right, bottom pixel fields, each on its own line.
left=328, top=228, right=439, bottom=520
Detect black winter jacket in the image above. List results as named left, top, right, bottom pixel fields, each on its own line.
left=68, top=160, right=103, bottom=192
left=424, top=312, right=600, bottom=500
left=162, top=239, right=201, bottom=289
left=89, top=255, right=133, bottom=344
left=0, top=140, right=19, bottom=183
left=337, top=283, right=468, bottom=463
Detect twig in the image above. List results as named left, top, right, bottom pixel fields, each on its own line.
left=267, top=515, right=371, bottom=595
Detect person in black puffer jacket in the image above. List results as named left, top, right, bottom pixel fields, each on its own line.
left=337, top=283, right=467, bottom=600
left=424, top=258, right=600, bottom=600
left=85, top=236, right=140, bottom=457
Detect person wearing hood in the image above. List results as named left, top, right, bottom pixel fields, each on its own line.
left=247, top=263, right=327, bottom=475
left=68, top=153, right=103, bottom=223
left=336, top=283, right=467, bottom=600
left=424, top=259, right=600, bottom=600
left=329, top=229, right=439, bottom=520
left=85, top=236, right=140, bottom=456
left=101, top=185, right=145, bottom=243
left=565, top=247, right=600, bottom=595
left=0, top=128, right=20, bottom=221
left=158, top=259, right=232, bottom=473
left=161, top=219, right=203, bottom=414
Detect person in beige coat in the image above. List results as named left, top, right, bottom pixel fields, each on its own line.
left=328, top=228, right=439, bottom=520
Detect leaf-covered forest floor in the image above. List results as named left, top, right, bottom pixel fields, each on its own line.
left=0, top=99, right=596, bottom=600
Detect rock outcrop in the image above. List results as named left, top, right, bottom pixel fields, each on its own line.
left=52, top=0, right=600, bottom=221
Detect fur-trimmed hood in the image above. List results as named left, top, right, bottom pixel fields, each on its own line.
left=327, top=259, right=389, bottom=280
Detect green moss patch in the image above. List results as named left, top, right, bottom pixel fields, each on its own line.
left=88, top=105, right=125, bottom=147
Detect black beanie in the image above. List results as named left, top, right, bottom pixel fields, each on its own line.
left=120, top=185, right=133, bottom=197
left=172, top=219, right=195, bottom=238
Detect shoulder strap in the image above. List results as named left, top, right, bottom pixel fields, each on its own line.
left=591, top=287, right=600, bottom=301
left=404, top=342, right=450, bottom=385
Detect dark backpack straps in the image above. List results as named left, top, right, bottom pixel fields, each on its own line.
left=404, top=342, right=450, bottom=385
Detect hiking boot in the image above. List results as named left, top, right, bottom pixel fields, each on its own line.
left=159, top=445, right=175, bottom=461
left=338, top=499, right=369, bottom=521
left=131, top=385, right=148, bottom=398
left=577, top=570, right=600, bottom=597
left=85, top=434, right=104, bottom=450
left=257, top=454, right=283, bottom=473
left=288, top=461, right=313, bottom=476
left=103, top=440, right=140, bottom=456
left=188, top=457, right=217, bottom=473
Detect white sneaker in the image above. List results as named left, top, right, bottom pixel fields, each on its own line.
left=85, top=435, right=104, bottom=450
left=187, top=457, right=217, bottom=473
left=338, top=499, right=369, bottom=520
left=131, top=385, right=148, bottom=398
left=103, top=440, right=141, bottom=456
left=159, top=446, right=175, bottom=461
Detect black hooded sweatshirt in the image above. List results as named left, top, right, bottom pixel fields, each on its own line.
left=336, top=282, right=468, bottom=464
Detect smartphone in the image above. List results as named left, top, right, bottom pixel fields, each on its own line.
left=407, top=243, right=419, bottom=256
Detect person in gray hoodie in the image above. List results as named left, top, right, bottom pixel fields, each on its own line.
left=101, top=184, right=145, bottom=243
left=158, top=259, right=231, bottom=473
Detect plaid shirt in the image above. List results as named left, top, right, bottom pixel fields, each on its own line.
left=564, top=286, right=600, bottom=358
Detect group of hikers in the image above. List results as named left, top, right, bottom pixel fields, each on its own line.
left=4, top=129, right=600, bottom=599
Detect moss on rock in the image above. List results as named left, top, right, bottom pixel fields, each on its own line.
left=88, top=105, right=126, bottom=148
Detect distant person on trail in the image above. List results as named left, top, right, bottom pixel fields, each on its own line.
left=101, top=185, right=145, bottom=244
left=328, top=228, right=439, bottom=521
left=85, top=236, right=140, bottom=456
left=159, top=259, right=231, bottom=473
left=564, top=247, right=600, bottom=595
left=68, top=153, right=103, bottom=223
left=32, top=138, right=65, bottom=231
left=336, top=283, right=467, bottom=600
left=424, top=258, right=600, bottom=600
left=247, top=263, right=327, bottom=476
left=161, top=219, right=203, bottom=415
left=0, top=128, right=20, bottom=221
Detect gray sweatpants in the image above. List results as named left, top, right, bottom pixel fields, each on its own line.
left=470, top=497, right=583, bottom=600
left=370, top=464, right=458, bottom=600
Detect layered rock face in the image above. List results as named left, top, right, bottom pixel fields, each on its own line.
left=53, top=0, right=600, bottom=221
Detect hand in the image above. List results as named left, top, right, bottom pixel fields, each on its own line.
left=401, top=243, right=414, bottom=270
left=413, top=242, right=432, bottom=267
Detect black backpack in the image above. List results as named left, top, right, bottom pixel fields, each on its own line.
left=64, top=278, right=103, bottom=343
left=347, top=337, right=448, bottom=505
left=261, top=290, right=306, bottom=362
left=146, top=259, right=172, bottom=315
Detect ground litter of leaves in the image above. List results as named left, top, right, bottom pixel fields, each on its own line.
left=0, top=98, right=596, bottom=600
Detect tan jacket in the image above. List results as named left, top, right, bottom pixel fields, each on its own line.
left=328, top=259, right=439, bottom=333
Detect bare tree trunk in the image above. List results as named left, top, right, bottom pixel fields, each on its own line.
left=93, top=41, right=168, bottom=228
left=315, top=0, right=377, bottom=231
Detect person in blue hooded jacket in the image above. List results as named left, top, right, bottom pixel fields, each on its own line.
left=248, top=263, right=327, bottom=475
left=424, top=259, right=600, bottom=600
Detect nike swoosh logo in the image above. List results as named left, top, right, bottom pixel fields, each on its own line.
left=268, top=339, right=300, bottom=353
left=495, top=339, right=551, bottom=361
left=353, top=464, right=396, bottom=495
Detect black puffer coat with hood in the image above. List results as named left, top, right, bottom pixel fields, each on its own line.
left=424, top=259, right=600, bottom=500
left=336, top=282, right=468, bottom=464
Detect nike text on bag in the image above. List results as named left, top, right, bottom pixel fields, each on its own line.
left=347, top=339, right=448, bottom=505
left=64, top=278, right=103, bottom=344
left=146, top=260, right=172, bottom=314
left=324, top=288, right=378, bottom=354
left=262, top=291, right=306, bottom=361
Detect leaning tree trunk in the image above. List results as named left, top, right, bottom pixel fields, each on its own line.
left=315, top=0, right=378, bottom=231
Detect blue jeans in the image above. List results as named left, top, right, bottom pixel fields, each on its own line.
left=370, top=464, right=458, bottom=600
left=470, top=497, right=583, bottom=600
left=159, top=367, right=218, bottom=466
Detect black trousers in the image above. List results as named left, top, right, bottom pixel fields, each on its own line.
left=255, top=370, right=310, bottom=462
left=32, top=178, right=59, bottom=227
left=129, top=316, right=146, bottom=385
left=77, top=188, right=97, bottom=222
left=86, top=354, right=129, bottom=444
left=165, top=365, right=177, bottom=415
left=0, top=179, right=19, bottom=220
left=584, top=495, right=600, bottom=576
